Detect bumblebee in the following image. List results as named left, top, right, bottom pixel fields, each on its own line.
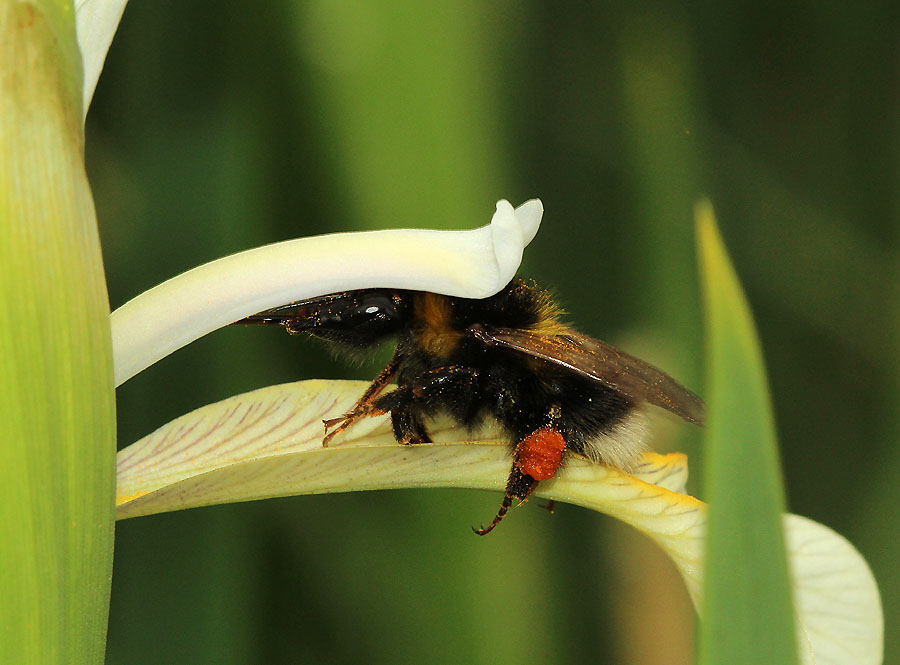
left=239, top=279, right=703, bottom=534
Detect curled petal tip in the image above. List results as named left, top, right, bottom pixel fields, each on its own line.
left=486, top=198, right=544, bottom=295
left=514, top=199, right=543, bottom=245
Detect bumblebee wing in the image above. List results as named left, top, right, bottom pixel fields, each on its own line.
left=237, top=304, right=306, bottom=326
left=234, top=294, right=343, bottom=326
left=469, top=324, right=705, bottom=424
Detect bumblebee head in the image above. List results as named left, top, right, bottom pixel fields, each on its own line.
left=240, top=289, right=412, bottom=348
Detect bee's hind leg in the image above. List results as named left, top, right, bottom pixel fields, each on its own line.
left=474, top=406, right=567, bottom=536
left=472, top=467, right=537, bottom=536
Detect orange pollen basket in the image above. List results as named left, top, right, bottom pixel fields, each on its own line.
left=515, top=427, right=566, bottom=481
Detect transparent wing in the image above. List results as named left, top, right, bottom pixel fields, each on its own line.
left=469, top=324, right=705, bottom=424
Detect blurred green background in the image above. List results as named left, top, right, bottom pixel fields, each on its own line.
left=87, top=2, right=897, bottom=664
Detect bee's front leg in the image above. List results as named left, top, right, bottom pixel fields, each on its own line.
left=322, top=354, right=401, bottom=446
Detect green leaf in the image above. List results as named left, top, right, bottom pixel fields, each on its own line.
left=0, top=3, right=115, bottom=663
left=696, top=200, right=798, bottom=665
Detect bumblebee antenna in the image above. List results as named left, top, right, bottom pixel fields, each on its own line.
left=472, top=494, right=514, bottom=536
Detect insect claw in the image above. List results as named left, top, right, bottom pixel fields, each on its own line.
left=472, top=523, right=497, bottom=536
left=323, top=415, right=346, bottom=429
left=473, top=493, right=514, bottom=536
left=321, top=416, right=348, bottom=447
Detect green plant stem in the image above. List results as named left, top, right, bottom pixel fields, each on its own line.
left=0, top=2, right=116, bottom=663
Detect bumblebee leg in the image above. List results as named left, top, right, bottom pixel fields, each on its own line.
left=473, top=467, right=537, bottom=535
left=474, top=407, right=567, bottom=536
left=390, top=407, right=431, bottom=445
left=374, top=365, right=481, bottom=445
left=367, top=387, right=432, bottom=445
left=407, top=365, right=479, bottom=400
left=322, top=354, right=401, bottom=446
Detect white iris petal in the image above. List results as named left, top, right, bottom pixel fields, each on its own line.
left=110, top=199, right=542, bottom=386
left=75, top=0, right=129, bottom=117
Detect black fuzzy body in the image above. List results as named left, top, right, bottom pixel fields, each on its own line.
left=239, top=278, right=703, bottom=532
left=307, top=280, right=635, bottom=460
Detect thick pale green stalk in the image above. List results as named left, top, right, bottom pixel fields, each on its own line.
left=696, top=202, right=797, bottom=665
left=0, top=2, right=116, bottom=663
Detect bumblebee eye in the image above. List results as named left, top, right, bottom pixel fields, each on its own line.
left=348, top=295, right=399, bottom=323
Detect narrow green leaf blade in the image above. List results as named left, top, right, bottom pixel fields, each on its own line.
left=696, top=201, right=798, bottom=665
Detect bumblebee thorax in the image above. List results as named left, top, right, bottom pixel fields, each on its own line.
left=413, top=292, right=462, bottom=358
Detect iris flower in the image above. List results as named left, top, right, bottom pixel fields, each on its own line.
left=61, top=6, right=884, bottom=665
left=112, top=200, right=880, bottom=665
